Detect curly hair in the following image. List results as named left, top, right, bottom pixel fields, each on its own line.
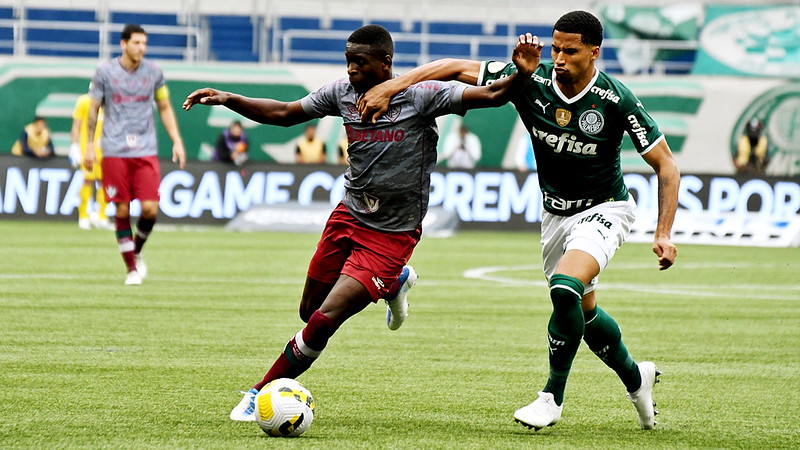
left=553, top=10, right=603, bottom=47
left=347, top=25, right=394, bottom=58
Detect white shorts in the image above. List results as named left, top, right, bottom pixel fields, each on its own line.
left=540, top=197, right=636, bottom=294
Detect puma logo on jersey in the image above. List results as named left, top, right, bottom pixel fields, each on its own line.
left=535, top=99, right=550, bottom=114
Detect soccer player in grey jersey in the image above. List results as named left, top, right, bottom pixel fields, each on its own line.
left=84, top=23, right=186, bottom=286
left=359, top=10, right=680, bottom=431
left=184, top=25, right=543, bottom=423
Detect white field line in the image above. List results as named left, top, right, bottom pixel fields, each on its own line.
left=1, top=262, right=797, bottom=301
left=0, top=273, right=301, bottom=285
left=462, top=264, right=800, bottom=301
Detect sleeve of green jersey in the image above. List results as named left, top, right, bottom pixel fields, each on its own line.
left=477, top=61, right=517, bottom=86
left=619, top=90, right=664, bottom=155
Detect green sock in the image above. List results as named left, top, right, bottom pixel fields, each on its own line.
left=583, top=306, right=642, bottom=392
left=543, top=274, right=585, bottom=406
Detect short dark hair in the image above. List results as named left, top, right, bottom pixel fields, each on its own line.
left=347, top=25, right=393, bottom=58
left=553, top=10, right=603, bottom=47
left=121, top=23, right=146, bottom=41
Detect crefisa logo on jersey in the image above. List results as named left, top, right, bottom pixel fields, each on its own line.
left=579, top=110, right=604, bottom=135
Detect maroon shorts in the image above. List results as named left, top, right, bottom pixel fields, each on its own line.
left=101, top=156, right=161, bottom=203
left=308, top=203, right=421, bottom=301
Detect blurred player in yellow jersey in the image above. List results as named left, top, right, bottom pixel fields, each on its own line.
left=70, top=89, right=112, bottom=230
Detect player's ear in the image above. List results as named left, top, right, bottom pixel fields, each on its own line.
left=590, top=45, right=600, bottom=62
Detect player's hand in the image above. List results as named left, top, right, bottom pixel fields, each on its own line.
left=173, top=141, right=186, bottom=169
left=358, top=80, right=397, bottom=123
left=652, top=236, right=677, bottom=270
left=512, top=33, right=544, bottom=77
left=84, top=142, right=95, bottom=171
left=183, top=88, right=230, bottom=110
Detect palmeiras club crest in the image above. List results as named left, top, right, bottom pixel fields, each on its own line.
left=579, top=109, right=604, bottom=135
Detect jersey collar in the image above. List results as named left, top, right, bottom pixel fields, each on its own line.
left=550, top=67, right=599, bottom=104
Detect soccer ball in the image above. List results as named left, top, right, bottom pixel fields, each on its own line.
left=254, top=378, right=316, bottom=437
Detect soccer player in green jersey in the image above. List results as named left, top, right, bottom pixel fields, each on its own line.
left=358, top=10, right=680, bottom=431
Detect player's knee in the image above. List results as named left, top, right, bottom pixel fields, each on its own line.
left=549, top=273, right=585, bottom=310
left=299, top=304, right=313, bottom=323
left=140, top=204, right=159, bottom=219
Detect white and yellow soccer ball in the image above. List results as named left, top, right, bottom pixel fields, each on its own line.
left=254, top=378, right=316, bottom=437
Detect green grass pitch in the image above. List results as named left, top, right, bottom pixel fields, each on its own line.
left=1, top=220, right=798, bottom=449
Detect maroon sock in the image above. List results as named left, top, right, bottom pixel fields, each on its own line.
left=253, top=310, right=340, bottom=390
left=384, top=278, right=401, bottom=299
left=115, top=216, right=136, bottom=272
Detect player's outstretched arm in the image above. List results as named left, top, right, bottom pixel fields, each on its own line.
left=642, top=139, right=680, bottom=270
left=461, top=34, right=543, bottom=109
left=358, top=58, right=482, bottom=123
left=183, top=88, right=310, bottom=127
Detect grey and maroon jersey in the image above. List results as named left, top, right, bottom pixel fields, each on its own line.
left=89, top=58, right=166, bottom=158
left=479, top=60, right=664, bottom=216
left=301, top=78, right=467, bottom=232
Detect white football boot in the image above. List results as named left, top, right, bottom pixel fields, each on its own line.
left=135, top=253, right=147, bottom=279
left=626, top=361, right=661, bottom=430
left=124, top=270, right=142, bottom=286
left=514, top=391, right=562, bottom=430
left=93, top=218, right=115, bottom=230
left=230, top=388, right=258, bottom=422
left=385, top=265, right=417, bottom=330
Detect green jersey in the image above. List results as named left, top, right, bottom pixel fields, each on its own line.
left=478, top=60, right=664, bottom=216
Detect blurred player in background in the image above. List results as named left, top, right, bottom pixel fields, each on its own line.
left=440, top=123, right=482, bottom=169
left=295, top=123, right=327, bottom=163
left=184, top=24, right=542, bottom=422
left=214, top=119, right=249, bottom=166
left=11, top=116, right=54, bottom=158
left=85, top=23, right=186, bottom=285
left=70, top=86, right=112, bottom=230
left=734, top=117, right=769, bottom=175
left=359, top=10, right=679, bottom=431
